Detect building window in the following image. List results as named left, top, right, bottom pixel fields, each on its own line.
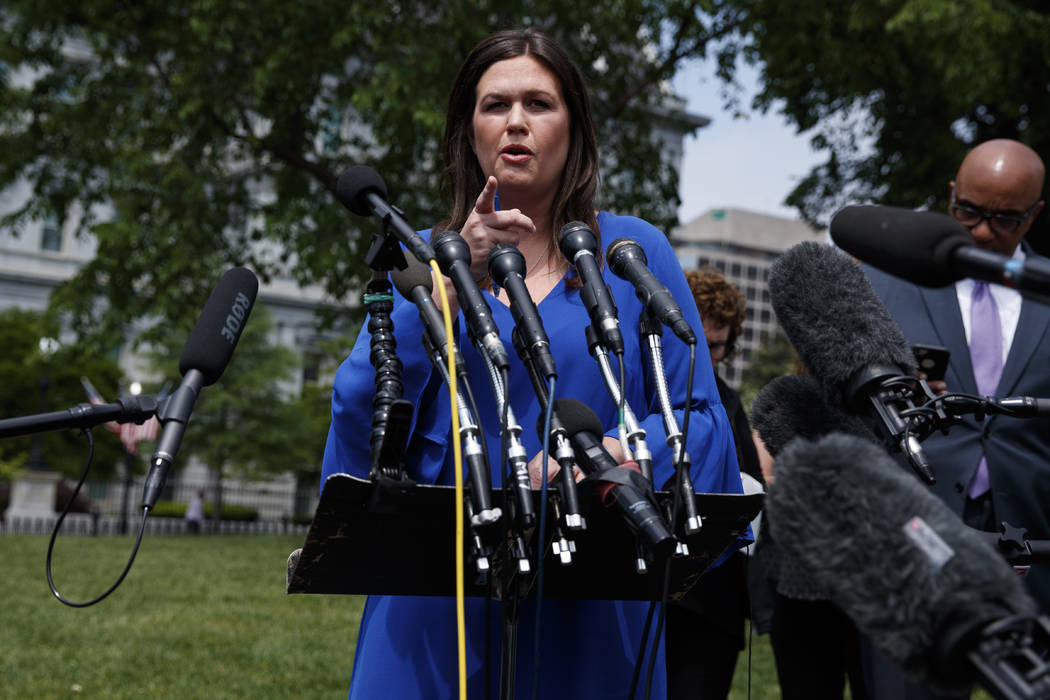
left=41, top=216, right=62, bottom=252
left=747, top=265, right=758, bottom=280
left=743, top=327, right=754, bottom=341
left=760, top=309, right=772, bottom=323
left=730, top=262, right=742, bottom=277
left=714, top=260, right=726, bottom=272
left=746, top=286, right=756, bottom=300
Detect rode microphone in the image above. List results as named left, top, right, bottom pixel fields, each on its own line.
left=769, top=242, right=935, bottom=483
left=769, top=432, right=1048, bottom=698
left=558, top=222, right=624, bottom=355
left=142, top=267, right=258, bottom=509
left=431, top=230, right=510, bottom=370
left=335, top=165, right=436, bottom=264
left=554, top=398, right=673, bottom=557
left=487, top=243, right=557, bottom=381
left=830, top=205, right=1050, bottom=298
left=606, top=238, right=696, bottom=345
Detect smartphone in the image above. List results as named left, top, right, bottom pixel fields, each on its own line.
left=912, top=344, right=951, bottom=382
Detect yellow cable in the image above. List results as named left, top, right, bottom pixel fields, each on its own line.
left=429, top=259, right=467, bottom=700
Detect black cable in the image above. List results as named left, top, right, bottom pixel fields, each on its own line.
left=681, top=344, right=696, bottom=447
left=46, top=429, right=149, bottom=608
left=645, top=555, right=673, bottom=700
left=629, top=602, right=657, bottom=699
left=530, top=376, right=556, bottom=700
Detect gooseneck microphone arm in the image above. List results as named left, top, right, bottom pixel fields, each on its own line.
left=639, top=311, right=702, bottom=535
left=583, top=325, right=653, bottom=484
left=363, top=272, right=413, bottom=482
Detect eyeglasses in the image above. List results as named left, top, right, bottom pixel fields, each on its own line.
left=950, top=192, right=1041, bottom=236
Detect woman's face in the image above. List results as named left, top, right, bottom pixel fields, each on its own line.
left=471, top=54, right=570, bottom=207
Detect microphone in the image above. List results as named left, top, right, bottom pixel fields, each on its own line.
left=606, top=238, right=696, bottom=345
left=142, top=267, right=258, bottom=509
left=750, top=374, right=877, bottom=458
left=553, top=398, right=674, bottom=557
left=831, top=205, right=1050, bottom=297
left=390, top=256, right=464, bottom=377
left=431, top=230, right=510, bottom=370
left=335, top=165, right=436, bottom=264
left=558, top=222, right=624, bottom=355
left=769, top=242, right=935, bottom=482
left=391, top=257, right=499, bottom=526
left=768, top=432, right=1047, bottom=698
left=487, top=243, right=557, bottom=381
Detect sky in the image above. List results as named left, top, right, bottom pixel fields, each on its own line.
left=672, top=57, right=824, bottom=225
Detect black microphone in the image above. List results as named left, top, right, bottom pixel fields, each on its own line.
left=335, top=165, right=436, bottom=264
left=769, top=432, right=1047, bottom=698
left=606, top=237, right=696, bottom=345
left=431, top=230, right=510, bottom=370
left=390, top=256, right=464, bottom=377
left=769, top=242, right=935, bottom=482
left=142, top=267, right=258, bottom=509
left=750, top=374, right=877, bottom=458
left=831, top=205, right=1050, bottom=298
left=554, top=398, right=673, bottom=557
left=391, top=257, right=498, bottom=525
left=558, top=222, right=624, bottom=355
left=487, top=243, right=557, bottom=381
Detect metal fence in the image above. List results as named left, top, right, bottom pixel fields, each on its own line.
left=2, top=473, right=320, bottom=536
left=1, top=512, right=310, bottom=536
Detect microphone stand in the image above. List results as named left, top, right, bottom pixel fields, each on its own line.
left=511, top=327, right=583, bottom=563
left=362, top=229, right=414, bottom=484
left=421, top=333, right=501, bottom=575
left=582, top=324, right=661, bottom=571
left=638, top=310, right=702, bottom=540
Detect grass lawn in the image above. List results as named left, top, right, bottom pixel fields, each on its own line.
left=0, top=534, right=990, bottom=699
left=2, top=534, right=363, bottom=699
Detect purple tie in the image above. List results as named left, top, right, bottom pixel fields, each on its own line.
left=967, top=281, right=1003, bottom=498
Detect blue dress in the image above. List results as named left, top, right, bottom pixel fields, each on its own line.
left=321, top=212, right=744, bottom=699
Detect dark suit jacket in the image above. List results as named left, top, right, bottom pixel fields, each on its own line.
left=864, top=258, right=1050, bottom=611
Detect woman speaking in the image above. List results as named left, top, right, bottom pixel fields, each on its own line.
left=321, top=28, right=744, bottom=699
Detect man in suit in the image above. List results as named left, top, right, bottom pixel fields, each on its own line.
left=864, top=139, right=1048, bottom=696
left=867, top=138, right=1048, bottom=607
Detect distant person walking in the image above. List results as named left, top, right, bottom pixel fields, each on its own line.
left=185, top=490, right=205, bottom=534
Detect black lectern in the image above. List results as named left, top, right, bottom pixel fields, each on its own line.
left=288, top=473, right=762, bottom=601
left=287, top=473, right=762, bottom=700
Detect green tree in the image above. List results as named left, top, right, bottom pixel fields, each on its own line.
left=0, top=308, right=125, bottom=481
left=738, top=328, right=798, bottom=414
left=712, top=0, right=1050, bottom=249
left=0, top=1, right=745, bottom=347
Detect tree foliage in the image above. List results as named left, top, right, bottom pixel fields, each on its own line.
left=0, top=308, right=125, bottom=481
left=738, top=328, right=798, bottom=415
left=0, top=1, right=742, bottom=347
left=715, top=0, right=1050, bottom=250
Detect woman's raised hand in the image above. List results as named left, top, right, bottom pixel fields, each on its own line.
left=460, top=176, right=536, bottom=279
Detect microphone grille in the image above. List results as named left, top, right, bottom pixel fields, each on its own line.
left=390, top=256, right=433, bottom=297
left=606, top=237, right=645, bottom=278
left=178, top=267, right=259, bottom=386
left=550, top=397, right=604, bottom=439
left=336, top=165, right=387, bottom=217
